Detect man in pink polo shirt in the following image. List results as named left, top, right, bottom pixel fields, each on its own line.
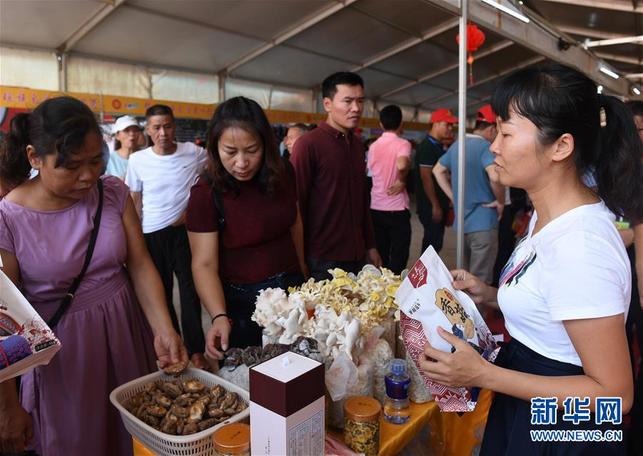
left=367, top=105, right=412, bottom=273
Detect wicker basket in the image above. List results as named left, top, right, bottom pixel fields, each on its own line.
left=110, top=368, right=249, bottom=456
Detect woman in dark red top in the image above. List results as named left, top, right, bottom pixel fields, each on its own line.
left=186, top=97, right=306, bottom=357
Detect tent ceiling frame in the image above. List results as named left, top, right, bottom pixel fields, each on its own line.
left=380, top=40, right=513, bottom=98
left=537, top=0, right=643, bottom=14
left=124, top=3, right=263, bottom=43
left=350, top=17, right=459, bottom=72
left=2, top=0, right=634, bottom=106
left=585, top=36, right=643, bottom=47
left=57, top=0, right=127, bottom=53
left=113, top=0, right=459, bottom=84
left=425, top=0, right=629, bottom=94
left=117, top=1, right=437, bottom=86
left=420, top=55, right=545, bottom=107
left=350, top=3, right=432, bottom=36
left=221, top=1, right=460, bottom=88
left=244, top=40, right=455, bottom=93
left=556, top=25, right=630, bottom=40
left=223, top=0, right=358, bottom=74
left=595, top=51, right=642, bottom=65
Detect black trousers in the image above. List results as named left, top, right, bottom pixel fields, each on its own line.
left=626, top=245, right=642, bottom=456
left=223, top=272, right=304, bottom=349
left=306, top=258, right=365, bottom=281
left=144, top=224, right=204, bottom=356
left=370, top=209, right=411, bottom=274
left=417, top=203, right=448, bottom=254
left=481, top=339, right=625, bottom=455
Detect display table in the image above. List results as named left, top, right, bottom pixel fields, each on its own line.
left=341, top=400, right=439, bottom=456
left=133, top=401, right=439, bottom=456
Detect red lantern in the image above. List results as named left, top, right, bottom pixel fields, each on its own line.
left=456, top=24, right=486, bottom=83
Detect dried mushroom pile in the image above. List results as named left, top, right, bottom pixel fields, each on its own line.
left=123, top=378, right=247, bottom=435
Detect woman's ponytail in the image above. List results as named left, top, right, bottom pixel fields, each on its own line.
left=596, top=94, right=643, bottom=220
left=1, top=113, right=33, bottom=189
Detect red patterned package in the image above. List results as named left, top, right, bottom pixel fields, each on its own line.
left=0, top=269, right=61, bottom=382
left=396, top=247, right=498, bottom=412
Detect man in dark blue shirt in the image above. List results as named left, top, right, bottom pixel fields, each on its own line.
left=414, top=108, right=456, bottom=253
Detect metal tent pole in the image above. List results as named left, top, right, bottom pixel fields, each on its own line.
left=456, top=0, right=468, bottom=269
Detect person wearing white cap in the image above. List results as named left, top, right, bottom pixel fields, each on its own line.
left=105, top=115, right=143, bottom=179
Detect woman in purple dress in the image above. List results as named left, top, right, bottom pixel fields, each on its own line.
left=0, top=96, right=188, bottom=455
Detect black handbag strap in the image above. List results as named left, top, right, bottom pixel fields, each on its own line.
left=48, top=179, right=104, bottom=328
left=212, top=187, right=225, bottom=232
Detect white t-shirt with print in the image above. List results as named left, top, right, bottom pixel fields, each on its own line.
left=497, top=202, right=630, bottom=366
left=125, top=142, right=208, bottom=233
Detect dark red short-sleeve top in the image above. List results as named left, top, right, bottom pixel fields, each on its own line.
left=186, top=177, right=299, bottom=284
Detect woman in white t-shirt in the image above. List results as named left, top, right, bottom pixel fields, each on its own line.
left=420, top=63, right=642, bottom=454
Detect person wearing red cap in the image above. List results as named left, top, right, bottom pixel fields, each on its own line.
left=432, top=104, right=505, bottom=284
left=414, top=108, right=457, bottom=253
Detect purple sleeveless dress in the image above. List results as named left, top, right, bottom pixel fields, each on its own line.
left=0, top=176, right=157, bottom=456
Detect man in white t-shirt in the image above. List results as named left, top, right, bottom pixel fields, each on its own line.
left=125, top=104, right=208, bottom=368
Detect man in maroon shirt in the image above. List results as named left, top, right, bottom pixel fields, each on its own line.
left=291, top=72, right=382, bottom=280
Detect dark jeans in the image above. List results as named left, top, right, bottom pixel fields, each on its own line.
left=417, top=203, right=448, bottom=254
left=306, top=258, right=365, bottom=281
left=144, top=224, right=204, bottom=356
left=481, top=339, right=624, bottom=455
left=370, top=209, right=411, bottom=274
left=224, top=272, right=304, bottom=349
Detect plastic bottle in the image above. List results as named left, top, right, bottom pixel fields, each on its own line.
left=383, top=358, right=411, bottom=424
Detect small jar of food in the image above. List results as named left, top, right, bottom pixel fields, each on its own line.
left=344, top=396, right=381, bottom=456
left=212, top=423, right=250, bottom=456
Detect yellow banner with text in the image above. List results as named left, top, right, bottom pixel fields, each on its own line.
left=0, top=86, right=427, bottom=131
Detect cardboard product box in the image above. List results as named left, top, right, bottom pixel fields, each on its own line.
left=249, top=352, right=325, bottom=456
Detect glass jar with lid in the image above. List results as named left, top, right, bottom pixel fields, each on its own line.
left=343, top=396, right=381, bottom=456
left=212, top=423, right=250, bottom=456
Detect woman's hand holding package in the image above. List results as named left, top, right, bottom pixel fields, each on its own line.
left=205, top=317, right=231, bottom=360
left=450, top=269, right=498, bottom=308
left=0, top=400, right=32, bottom=453
left=153, top=329, right=188, bottom=369
left=419, top=327, right=489, bottom=388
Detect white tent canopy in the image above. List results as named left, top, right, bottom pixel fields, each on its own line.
left=0, top=0, right=635, bottom=118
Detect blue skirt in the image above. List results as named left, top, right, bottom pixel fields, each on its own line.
left=480, top=338, right=626, bottom=455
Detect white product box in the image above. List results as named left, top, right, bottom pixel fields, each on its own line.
left=249, top=352, right=325, bottom=456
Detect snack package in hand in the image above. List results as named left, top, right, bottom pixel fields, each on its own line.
left=0, top=269, right=61, bottom=382
left=395, top=246, right=498, bottom=412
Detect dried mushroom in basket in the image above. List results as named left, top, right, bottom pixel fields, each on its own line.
left=122, top=377, right=247, bottom=435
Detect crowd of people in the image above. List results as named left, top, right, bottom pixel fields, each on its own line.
left=0, top=63, right=640, bottom=455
